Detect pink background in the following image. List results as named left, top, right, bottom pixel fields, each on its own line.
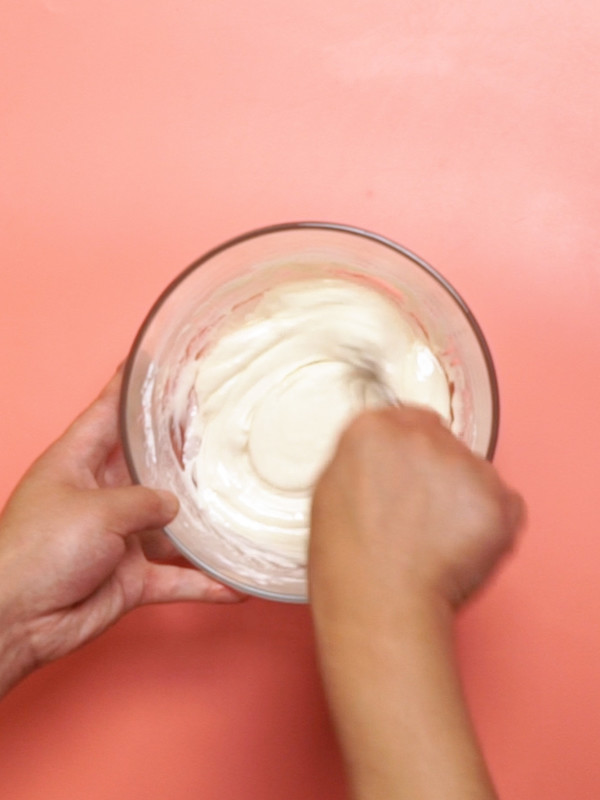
left=1, top=2, right=599, bottom=797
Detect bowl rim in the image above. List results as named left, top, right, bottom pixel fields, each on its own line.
left=120, top=221, right=500, bottom=603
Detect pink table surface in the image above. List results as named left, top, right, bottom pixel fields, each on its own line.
left=1, top=2, right=599, bottom=798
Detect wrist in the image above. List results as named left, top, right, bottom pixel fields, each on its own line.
left=0, top=554, right=36, bottom=698
left=312, top=583, right=455, bottom=690
left=311, top=588, right=496, bottom=800
left=311, top=572, right=454, bottom=649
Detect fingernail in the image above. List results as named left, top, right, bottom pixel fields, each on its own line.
left=215, top=584, right=249, bottom=603
left=155, top=489, right=180, bottom=518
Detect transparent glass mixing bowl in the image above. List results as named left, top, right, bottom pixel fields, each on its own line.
left=120, top=222, right=499, bottom=603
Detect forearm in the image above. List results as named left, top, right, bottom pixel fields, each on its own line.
left=313, top=597, right=498, bottom=800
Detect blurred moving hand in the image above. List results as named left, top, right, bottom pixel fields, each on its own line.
left=309, top=407, right=524, bottom=800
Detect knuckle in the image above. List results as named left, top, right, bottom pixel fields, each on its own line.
left=402, top=404, right=445, bottom=428
left=470, top=488, right=514, bottom=545
left=343, top=408, right=386, bottom=440
left=335, top=410, right=385, bottom=459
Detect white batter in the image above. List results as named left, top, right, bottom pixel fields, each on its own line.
left=170, top=277, right=452, bottom=567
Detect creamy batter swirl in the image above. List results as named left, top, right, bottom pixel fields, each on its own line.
left=170, top=278, right=452, bottom=567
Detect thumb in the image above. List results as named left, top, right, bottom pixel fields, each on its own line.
left=86, top=485, right=180, bottom=537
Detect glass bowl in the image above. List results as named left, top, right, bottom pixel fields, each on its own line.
left=120, top=222, right=499, bottom=603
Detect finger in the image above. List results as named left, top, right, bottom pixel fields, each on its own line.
left=44, top=371, right=124, bottom=482
left=88, top=485, right=180, bottom=538
left=138, top=529, right=182, bottom=561
left=98, top=443, right=133, bottom=488
left=139, top=562, right=246, bottom=605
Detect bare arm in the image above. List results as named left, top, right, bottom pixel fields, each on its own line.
left=309, top=407, right=524, bottom=800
